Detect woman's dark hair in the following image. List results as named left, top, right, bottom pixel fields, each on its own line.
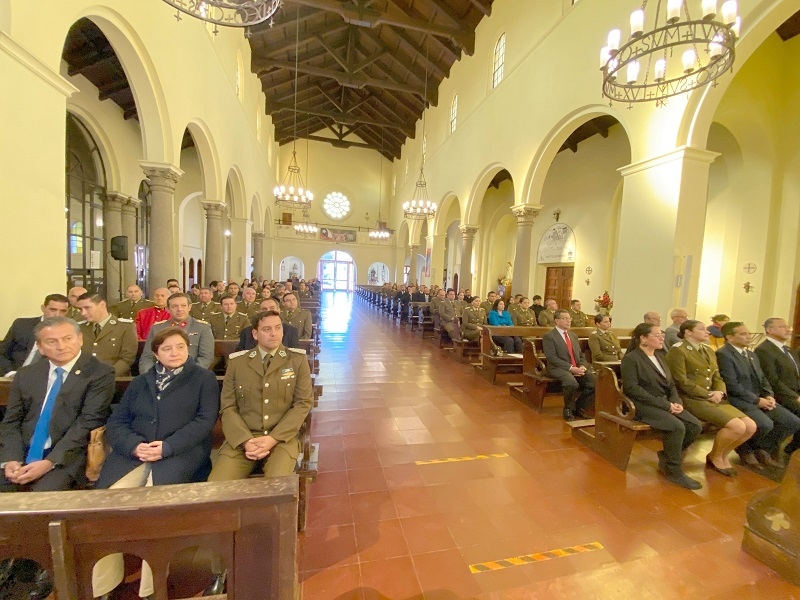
left=492, top=298, right=505, bottom=311
left=628, top=323, right=658, bottom=352
left=594, top=313, right=611, bottom=325
left=151, top=327, right=190, bottom=354
left=678, top=319, right=703, bottom=339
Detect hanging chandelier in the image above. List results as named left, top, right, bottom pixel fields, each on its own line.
left=294, top=215, right=318, bottom=238
left=370, top=131, right=393, bottom=239
left=600, top=0, right=739, bottom=106
left=162, top=0, right=281, bottom=27
left=402, top=37, right=437, bottom=221
left=274, top=4, right=314, bottom=209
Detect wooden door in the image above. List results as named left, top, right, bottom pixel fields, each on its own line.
left=545, top=266, right=574, bottom=310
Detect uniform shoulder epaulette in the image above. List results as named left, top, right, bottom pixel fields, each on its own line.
left=228, top=349, right=249, bottom=359
left=154, top=319, right=169, bottom=325
left=117, top=317, right=133, bottom=323
left=287, top=347, right=307, bottom=355
left=196, top=318, right=209, bottom=324
left=673, top=341, right=684, bottom=348
left=77, top=319, right=88, bottom=325
left=590, top=330, right=599, bottom=335
left=237, top=312, right=249, bottom=316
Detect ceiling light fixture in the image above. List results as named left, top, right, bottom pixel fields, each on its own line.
left=162, top=0, right=281, bottom=27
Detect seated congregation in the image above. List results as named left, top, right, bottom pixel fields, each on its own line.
left=0, top=278, right=320, bottom=600
left=359, top=284, right=800, bottom=492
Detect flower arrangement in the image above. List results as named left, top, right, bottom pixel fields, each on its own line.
left=594, top=291, right=613, bottom=314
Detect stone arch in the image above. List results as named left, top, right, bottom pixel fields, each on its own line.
left=250, top=193, right=263, bottom=233
left=73, top=6, right=172, bottom=163
left=678, top=1, right=800, bottom=150
left=65, top=106, right=121, bottom=192
left=184, top=120, right=222, bottom=202
left=225, top=166, right=246, bottom=220
left=464, top=162, right=514, bottom=225
left=433, top=192, right=460, bottom=236
left=397, top=220, right=410, bottom=248
left=522, top=105, right=631, bottom=209
left=263, top=204, right=273, bottom=237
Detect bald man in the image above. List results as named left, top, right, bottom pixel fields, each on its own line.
left=112, top=285, right=154, bottom=320
left=134, top=288, right=171, bottom=340
left=66, top=286, right=87, bottom=321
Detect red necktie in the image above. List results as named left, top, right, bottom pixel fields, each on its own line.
left=563, top=331, right=577, bottom=367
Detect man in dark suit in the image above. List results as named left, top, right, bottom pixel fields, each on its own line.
left=0, top=316, right=115, bottom=598
left=717, top=322, right=800, bottom=467
left=0, top=294, right=70, bottom=376
left=754, top=317, right=800, bottom=455
left=236, top=298, right=299, bottom=351
left=543, top=309, right=595, bottom=421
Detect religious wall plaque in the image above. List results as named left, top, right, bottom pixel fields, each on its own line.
left=537, top=224, right=576, bottom=264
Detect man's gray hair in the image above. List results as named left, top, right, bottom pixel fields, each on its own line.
left=34, top=316, right=81, bottom=340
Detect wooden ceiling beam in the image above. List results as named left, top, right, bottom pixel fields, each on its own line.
left=285, top=0, right=474, bottom=53
left=468, top=0, right=491, bottom=17
left=98, top=78, right=130, bottom=101
left=268, top=102, right=411, bottom=133
left=256, top=22, right=349, bottom=57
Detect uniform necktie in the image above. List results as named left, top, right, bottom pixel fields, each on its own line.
left=27, top=366, right=64, bottom=463
left=784, top=346, right=799, bottom=376
left=263, top=353, right=272, bottom=371
left=94, top=323, right=101, bottom=337
left=563, top=331, right=577, bottom=367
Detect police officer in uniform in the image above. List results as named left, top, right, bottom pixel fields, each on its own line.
left=588, top=314, right=624, bottom=362
left=454, top=291, right=468, bottom=318
left=666, top=319, right=757, bottom=476
left=480, top=292, right=497, bottom=315
left=430, top=289, right=446, bottom=316
left=66, top=286, right=87, bottom=321
left=77, top=293, right=138, bottom=376
left=281, top=292, right=312, bottom=339
left=238, top=287, right=261, bottom=318
left=139, top=293, right=214, bottom=372
left=439, top=289, right=457, bottom=338
left=208, top=310, right=313, bottom=480
left=208, top=296, right=250, bottom=340
left=297, top=282, right=313, bottom=300
left=567, top=300, right=589, bottom=328
left=538, top=299, right=558, bottom=327
left=190, top=287, right=220, bottom=321
left=512, top=297, right=538, bottom=326
left=112, top=285, right=153, bottom=320
left=461, top=296, right=487, bottom=342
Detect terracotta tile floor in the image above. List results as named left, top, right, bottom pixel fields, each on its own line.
left=301, top=293, right=799, bottom=599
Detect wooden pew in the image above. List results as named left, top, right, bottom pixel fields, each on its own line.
left=0, top=477, right=299, bottom=600
left=432, top=315, right=453, bottom=349
left=571, top=366, right=652, bottom=470
left=509, top=339, right=559, bottom=412
left=473, top=326, right=540, bottom=385
left=451, top=319, right=480, bottom=363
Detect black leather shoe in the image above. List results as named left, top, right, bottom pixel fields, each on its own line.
left=204, top=570, right=227, bottom=596
left=739, top=452, right=762, bottom=468
left=562, top=408, right=576, bottom=421
left=663, top=470, right=702, bottom=490
left=705, top=455, right=737, bottom=477
left=656, top=451, right=667, bottom=474
left=28, top=569, right=52, bottom=600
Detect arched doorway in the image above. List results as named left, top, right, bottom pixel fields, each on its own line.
left=367, top=262, right=390, bottom=285
left=319, top=251, right=356, bottom=291
left=279, top=256, right=304, bottom=280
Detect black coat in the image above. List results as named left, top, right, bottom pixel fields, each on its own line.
left=97, top=357, right=220, bottom=487
left=717, top=342, right=773, bottom=408
left=0, top=353, right=115, bottom=480
left=754, top=340, right=800, bottom=405
left=236, top=321, right=300, bottom=352
left=620, top=347, right=681, bottom=412
left=542, top=328, right=591, bottom=377
left=0, top=316, right=40, bottom=375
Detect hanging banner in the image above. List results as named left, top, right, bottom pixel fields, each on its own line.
left=537, top=224, right=575, bottom=264
left=320, top=227, right=356, bottom=243
left=425, top=248, right=431, bottom=277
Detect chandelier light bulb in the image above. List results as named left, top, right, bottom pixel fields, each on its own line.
left=709, top=35, right=724, bottom=60
left=721, top=0, right=738, bottom=24
left=607, top=29, right=621, bottom=53
left=630, top=9, right=644, bottom=37
left=627, top=60, right=640, bottom=84
left=667, top=0, right=682, bottom=23
left=731, top=16, right=741, bottom=37
left=608, top=58, right=619, bottom=79
left=654, top=58, right=667, bottom=81
left=600, top=46, right=610, bottom=69
left=702, top=0, right=717, bottom=19
left=682, top=49, right=696, bottom=73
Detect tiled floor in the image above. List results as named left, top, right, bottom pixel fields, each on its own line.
left=301, top=292, right=800, bottom=599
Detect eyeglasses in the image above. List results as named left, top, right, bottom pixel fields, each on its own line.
left=647, top=332, right=665, bottom=339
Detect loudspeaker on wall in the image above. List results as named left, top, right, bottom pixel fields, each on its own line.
left=110, top=236, right=129, bottom=261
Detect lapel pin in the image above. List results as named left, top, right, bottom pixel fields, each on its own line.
left=74, top=370, right=81, bottom=375
left=249, top=351, right=257, bottom=358
left=279, top=350, right=286, bottom=358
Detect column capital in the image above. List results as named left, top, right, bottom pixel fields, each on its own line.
left=458, top=225, right=478, bottom=238
left=252, top=231, right=266, bottom=240
left=409, top=243, right=419, bottom=251
left=511, top=204, right=543, bottom=224
left=140, top=161, right=183, bottom=189
left=618, top=146, right=720, bottom=177
left=202, top=201, right=226, bottom=218
left=105, top=191, right=132, bottom=212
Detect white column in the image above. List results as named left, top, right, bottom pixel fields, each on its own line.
left=252, top=232, right=265, bottom=280
left=202, top=201, right=225, bottom=283
left=120, top=196, right=141, bottom=293
left=459, top=225, right=478, bottom=292
left=104, top=192, right=126, bottom=303
left=230, top=217, right=252, bottom=282
left=511, top=204, right=543, bottom=297
left=409, top=244, right=419, bottom=285
left=140, top=162, right=183, bottom=290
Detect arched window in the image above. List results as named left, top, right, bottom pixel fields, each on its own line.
left=450, top=94, right=458, bottom=133
left=66, top=113, right=106, bottom=295
left=492, top=34, right=506, bottom=89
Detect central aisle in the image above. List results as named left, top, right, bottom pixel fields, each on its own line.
left=301, top=293, right=790, bottom=599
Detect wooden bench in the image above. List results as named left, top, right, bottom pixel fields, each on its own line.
left=473, top=327, right=540, bottom=385
left=432, top=315, right=453, bottom=349
left=571, top=366, right=652, bottom=470
left=451, top=318, right=480, bottom=363
left=508, top=338, right=559, bottom=412
left=0, top=477, right=298, bottom=600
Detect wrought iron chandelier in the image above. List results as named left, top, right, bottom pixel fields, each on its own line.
left=370, top=131, right=392, bottom=239
left=402, top=37, right=437, bottom=221
left=274, top=4, right=314, bottom=209
left=162, top=0, right=281, bottom=27
left=294, top=211, right=318, bottom=238
left=600, top=0, right=739, bottom=106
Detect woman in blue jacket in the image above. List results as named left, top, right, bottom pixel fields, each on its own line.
left=487, top=298, right=523, bottom=353
left=93, top=328, right=220, bottom=599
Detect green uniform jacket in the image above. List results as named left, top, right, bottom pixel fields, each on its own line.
left=461, top=307, right=487, bottom=341
left=298, top=290, right=313, bottom=300
left=208, top=312, right=251, bottom=340
left=190, top=301, right=221, bottom=321
left=67, top=306, right=82, bottom=321
left=537, top=309, right=556, bottom=327
left=567, top=309, right=589, bottom=328
left=665, top=341, right=726, bottom=401
left=479, top=300, right=493, bottom=314
left=112, top=298, right=154, bottom=320
left=431, top=296, right=443, bottom=316
left=220, top=345, right=313, bottom=448
left=79, top=318, right=138, bottom=376
left=587, top=329, right=623, bottom=362
left=512, top=308, right=537, bottom=326
left=239, top=301, right=261, bottom=318
left=454, top=299, right=468, bottom=317
left=282, top=308, right=312, bottom=339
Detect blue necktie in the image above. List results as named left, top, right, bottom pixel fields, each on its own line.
left=26, top=366, right=64, bottom=463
